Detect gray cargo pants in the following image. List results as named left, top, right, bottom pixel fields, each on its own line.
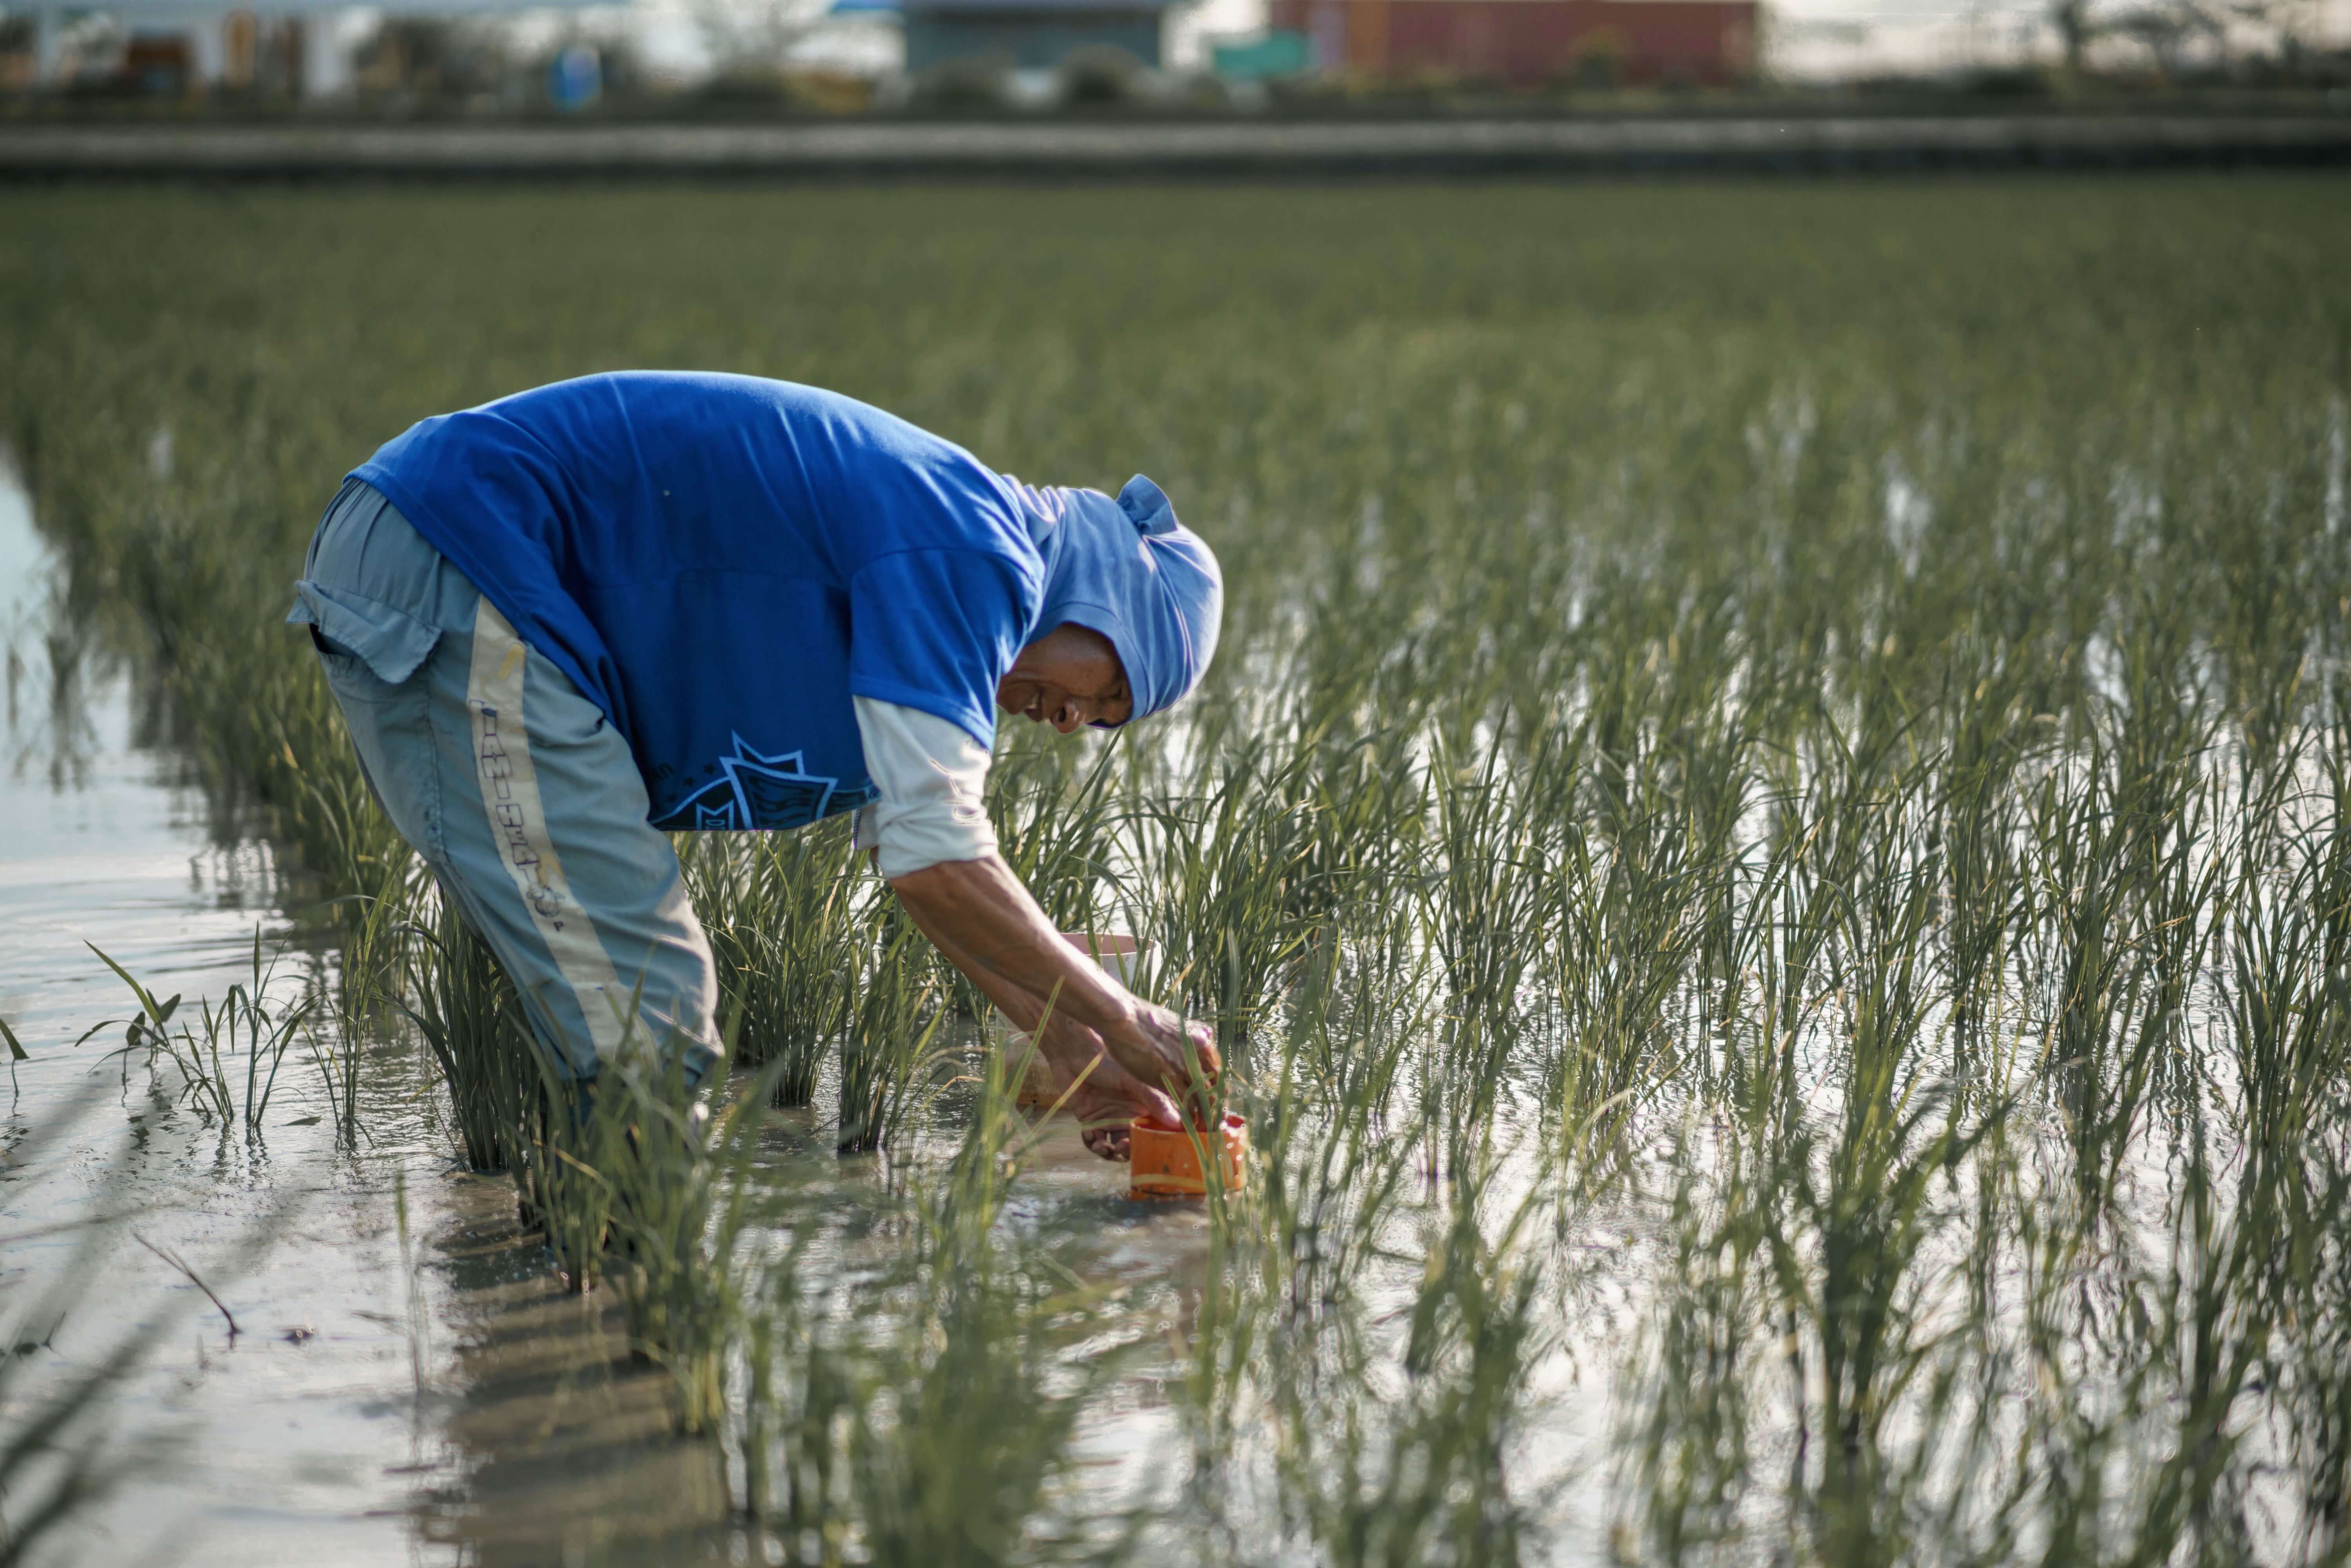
left=289, top=478, right=719, bottom=1086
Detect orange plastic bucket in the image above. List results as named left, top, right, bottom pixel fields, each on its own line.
left=1128, top=1113, right=1249, bottom=1200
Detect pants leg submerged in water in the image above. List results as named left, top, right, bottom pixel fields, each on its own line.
left=289, top=478, right=720, bottom=1087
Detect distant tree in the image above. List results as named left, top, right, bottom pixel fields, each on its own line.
left=2106, top=0, right=2224, bottom=74
left=2050, top=0, right=2097, bottom=69
left=2050, top=0, right=2243, bottom=74
left=354, top=17, right=516, bottom=99
left=2219, top=0, right=2325, bottom=71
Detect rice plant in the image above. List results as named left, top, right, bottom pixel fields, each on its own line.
left=682, top=820, right=867, bottom=1107
left=595, top=1042, right=771, bottom=1435
left=83, top=933, right=314, bottom=1140
left=835, top=902, right=951, bottom=1153
left=397, top=898, right=536, bottom=1171
left=734, top=1027, right=1124, bottom=1561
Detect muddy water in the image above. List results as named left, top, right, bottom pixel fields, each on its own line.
left=0, top=462, right=1239, bottom=1565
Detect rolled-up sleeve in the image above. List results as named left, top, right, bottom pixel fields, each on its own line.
left=852, top=696, right=999, bottom=880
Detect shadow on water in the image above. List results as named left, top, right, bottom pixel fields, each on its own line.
left=406, top=1175, right=738, bottom=1566
left=402, top=1090, right=1216, bottom=1566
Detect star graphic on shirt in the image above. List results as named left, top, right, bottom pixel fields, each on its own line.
left=651, top=734, right=868, bottom=833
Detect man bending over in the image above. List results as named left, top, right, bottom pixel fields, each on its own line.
left=290, top=371, right=1221, bottom=1154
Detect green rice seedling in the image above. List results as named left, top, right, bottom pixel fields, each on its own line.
left=397, top=898, right=536, bottom=1171
left=836, top=904, right=949, bottom=1154
left=1181, top=926, right=1441, bottom=1501
left=845, top=1047, right=1121, bottom=1567
left=841, top=1266, right=1106, bottom=1567
left=502, top=1032, right=716, bottom=1301
left=682, top=820, right=868, bottom=1106
left=2273, top=1146, right=2351, bottom=1554
left=1542, top=794, right=1709, bottom=1153
left=737, top=1030, right=1118, bottom=1562
left=2196, top=431, right=2338, bottom=788
left=2, top=1012, right=26, bottom=1100
left=83, top=933, right=315, bottom=1140
left=598, top=1046, right=776, bottom=1435
left=1268, top=1161, right=1550, bottom=1568
left=1288, top=719, right=1431, bottom=976
left=1125, top=735, right=1320, bottom=1060
left=2072, top=1130, right=2273, bottom=1568
left=324, top=834, right=427, bottom=1020
left=2219, top=832, right=2351, bottom=1552
left=2023, top=717, right=2227, bottom=1230
left=1935, top=634, right=2041, bottom=1057
left=2224, top=842, right=2351, bottom=1267
left=1620, top=1136, right=1769, bottom=1565
left=736, top=1215, right=864, bottom=1559
left=988, top=723, right=1127, bottom=934
left=2259, top=766, right=2351, bottom=1548
left=299, top=852, right=432, bottom=1143
left=1782, top=858, right=1980, bottom=1557
left=502, top=1049, right=619, bottom=1292
left=1429, top=726, right=1549, bottom=1033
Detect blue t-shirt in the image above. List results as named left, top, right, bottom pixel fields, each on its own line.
left=353, top=372, right=1043, bottom=833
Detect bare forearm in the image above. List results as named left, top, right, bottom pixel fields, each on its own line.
left=920, top=905, right=1083, bottom=1041
left=888, top=856, right=1134, bottom=1038
left=889, top=854, right=1221, bottom=1114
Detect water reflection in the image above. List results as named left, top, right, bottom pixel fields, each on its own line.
left=0, top=454, right=279, bottom=1038
left=415, top=1199, right=738, bottom=1565
left=397, top=1085, right=1211, bottom=1565
left=0, top=456, right=100, bottom=790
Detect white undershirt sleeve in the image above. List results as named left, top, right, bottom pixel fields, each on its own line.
left=851, top=696, right=1000, bottom=880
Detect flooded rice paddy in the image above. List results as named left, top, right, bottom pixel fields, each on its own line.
left=7, top=180, right=2351, bottom=1568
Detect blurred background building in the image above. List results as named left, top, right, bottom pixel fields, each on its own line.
left=3, top=0, right=604, bottom=100
left=901, top=0, right=1180, bottom=71
left=0, top=0, right=2343, bottom=105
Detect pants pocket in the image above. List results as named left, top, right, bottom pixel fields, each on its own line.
left=290, top=578, right=444, bottom=693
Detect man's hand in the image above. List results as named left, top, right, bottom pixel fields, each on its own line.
left=1103, top=1001, right=1218, bottom=1112
left=1016, top=1031, right=1177, bottom=1160
left=888, top=855, right=1220, bottom=1124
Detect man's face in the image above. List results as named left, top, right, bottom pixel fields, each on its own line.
left=997, top=624, right=1134, bottom=734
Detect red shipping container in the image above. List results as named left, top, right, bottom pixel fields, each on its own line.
left=1273, top=0, right=1756, bottom=87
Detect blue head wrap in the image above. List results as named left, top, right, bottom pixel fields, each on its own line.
left=1013, top=474, right=1223, bottom=726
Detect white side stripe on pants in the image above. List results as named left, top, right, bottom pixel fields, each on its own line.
left=465, top=599, right=630, bottom=1066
